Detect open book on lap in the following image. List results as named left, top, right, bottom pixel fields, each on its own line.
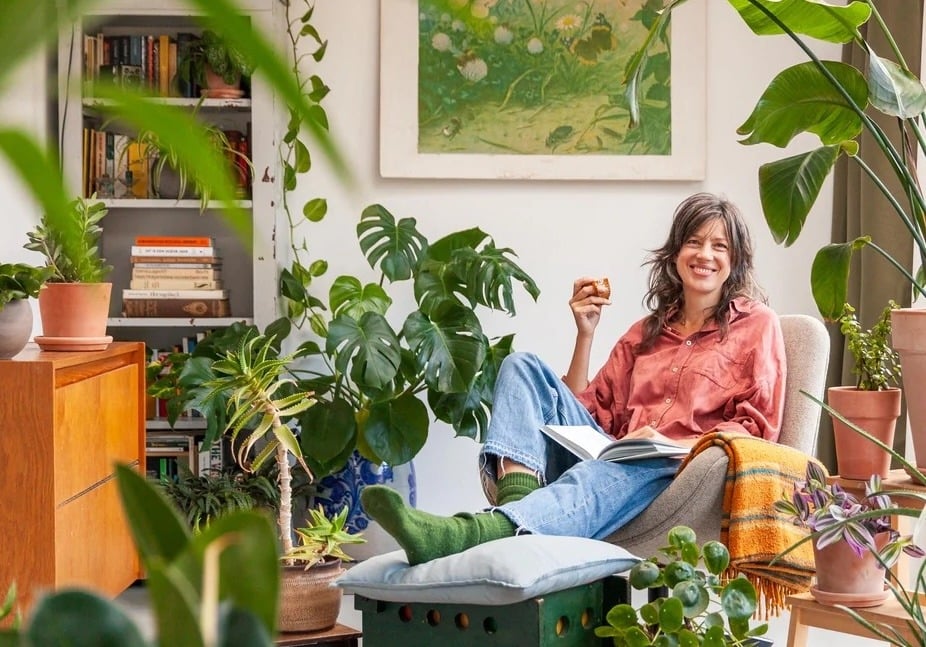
left=540, top=425, right=690, bottom=463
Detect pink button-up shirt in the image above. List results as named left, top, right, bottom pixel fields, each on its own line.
left=575, top=298, right=785, bottom=443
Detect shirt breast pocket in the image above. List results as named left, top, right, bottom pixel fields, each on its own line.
left=687, top=348, right=750, bottom=392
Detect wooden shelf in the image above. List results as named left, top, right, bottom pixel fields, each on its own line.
left=97, top=199, right=252, bottom=209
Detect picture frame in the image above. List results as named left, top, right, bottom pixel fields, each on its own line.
left=379, top=0, right=706, bottom=181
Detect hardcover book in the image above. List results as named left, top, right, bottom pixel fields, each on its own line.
left=130, top=256, right=221, bottom=265
left=539, top=425, right=690, bottom=463
left=122, top=298, right=231, bottom=318
left=123, top=288, right=228, bottom=300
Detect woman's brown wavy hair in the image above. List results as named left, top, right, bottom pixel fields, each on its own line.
left=637, top=193, right=765, bottom=352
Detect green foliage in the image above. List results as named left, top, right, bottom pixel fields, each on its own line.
left=23, top=196, right=111, bottom=283
left=0, top=263, right=52, bottom=308
left=625, top=0, right=926, bottom=319
left=596, top=526, right=768, bottom=646
left=179, top=28, right=255, bottom=87
left=837, top=301, right=901, bottom=391
left=159, top=465, right=280, bottom=532
left=0, top=466, right=278, bottom=646
left=285, top=505, right=366, bottom=568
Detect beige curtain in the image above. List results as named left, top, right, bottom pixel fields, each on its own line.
left=819, top=1, right=924, bottom=469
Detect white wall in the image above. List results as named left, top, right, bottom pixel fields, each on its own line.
left=0, top=1, right=838, bottom=515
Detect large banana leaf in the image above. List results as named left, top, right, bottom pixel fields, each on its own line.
left=737, top=61, right=868, bottom=148
left=727, top=0, right=869, bottom=42
left=402, top=301, right=486, bottom=394
left=357, top=204, right=428, bottom=281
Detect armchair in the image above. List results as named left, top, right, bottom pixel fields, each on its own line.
left=604, top=314, right=830, bottom=556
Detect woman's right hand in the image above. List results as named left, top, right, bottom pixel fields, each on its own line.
left=570, top=276, right=611, bottom=336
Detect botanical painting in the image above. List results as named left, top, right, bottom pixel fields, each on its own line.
left=417, top=0, right=669, bottom=157
left=379, top=0, right=705, bottom=180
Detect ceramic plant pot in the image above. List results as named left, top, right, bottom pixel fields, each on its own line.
left=277, top=559, right=343, bottom=633
left=36, top=282, right=113, bottom=351
left=203, top=65, right=243, bottom=99
left=812, top=535, right=888, bottom=608
left=829, top=386, right=902, bottom=480
left=892, top=308, right=926, bottom=469
left=0, top=299, right=33, bottom=359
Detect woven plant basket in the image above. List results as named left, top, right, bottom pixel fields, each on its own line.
left=277, top=558, right=344, bottom=633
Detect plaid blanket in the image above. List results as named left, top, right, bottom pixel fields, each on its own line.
left=679, top=431, right=819, bottom=617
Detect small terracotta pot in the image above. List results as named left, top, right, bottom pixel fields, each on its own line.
left=829, top=386, right=902, bottom=479
left=812, top=534, right=888, bottom=608
left=892, top=308, right=926, bottom=468
left=277, top=559, right=344, bottom=633
left=202, top=65, right=243, bottom=99
left=38, top=283, right=112, bottom=338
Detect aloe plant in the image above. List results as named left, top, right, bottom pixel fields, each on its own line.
left=625, top=0, right=926, bottom=319
left=286, top=505, right=365, bottom=568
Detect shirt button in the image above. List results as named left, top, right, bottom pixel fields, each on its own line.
left=686, top=340, right=692, bottom=346
left=665, top=398, right=672, bottom=404
left=672, top=366, right=678, bottom=372
left=650, top=420, right=657, bottom=426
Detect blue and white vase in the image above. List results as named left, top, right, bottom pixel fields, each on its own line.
left=311, top=451, right=417, bottom=560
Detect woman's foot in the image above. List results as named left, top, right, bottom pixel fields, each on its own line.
left=360, top=485, right=516, bottom=565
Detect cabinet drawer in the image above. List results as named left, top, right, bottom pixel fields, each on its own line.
left=55, top=478, right=139, bottom=594
left=54, top=364, right=140, bottom=503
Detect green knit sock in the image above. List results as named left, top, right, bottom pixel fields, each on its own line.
left=361, top=485, right=516, bottom=565
left=496, top=472, right=541, bottom=506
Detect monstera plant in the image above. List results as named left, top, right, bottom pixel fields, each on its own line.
left=151, top=203, right=540, bottom=478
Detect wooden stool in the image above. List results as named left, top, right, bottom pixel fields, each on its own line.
left=786, top=592, right=918, bottom=646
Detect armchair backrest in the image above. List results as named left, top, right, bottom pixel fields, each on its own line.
left=778, top=314, right=830, bottom=455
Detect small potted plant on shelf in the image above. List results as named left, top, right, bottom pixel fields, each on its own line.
left=178, top=29, right=254, bottom=99
left=596, top=525, right=769, bottom=646
left=0, top=262, right=53, bottom=358
left=829, top=301, right=902, bottom=480
left=22, top=196, right=113, bottom=351
left=774, top=460, right=922, bottom=608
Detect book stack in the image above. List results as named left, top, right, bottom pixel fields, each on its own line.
left=123, top=235, right=228, bottom=317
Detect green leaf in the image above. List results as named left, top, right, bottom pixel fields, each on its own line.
left=293, top=138, right=311, bottom=173
left=758, top=146, right=842, bottom=246
left=657, top=596, right=684, bottom=633
left=115, top=464, right=191, bottom=565
left=298, top=397, right=358, bottom=468
left=403, top=303, right=486, bottom=393
left=326, top=312, right=401, bottom=392
left=727, top=0, right=870, bottom=43
left=357, top=204, right=428, bottom=282
left=144, top=562, right=204, bottom=647
left=603, top=603, right=638, bottom=629
left=720, top=577, right=759, bottom=621
left=363, top=392, right=429, bottom=466
left=303, top=197, right=328, bottom=222
left=216, top=605, right=274, bottom=647
left=673, top=581, right=709, bottom=618
left=867, top=53, right=926, bottom=117
left=737, top=61, right=868, bottom=148
left=811, top=238, right=870, bottom=319
left=26, top=590, right=148, bottom=647
left=329, top=276, right=392, bottom=319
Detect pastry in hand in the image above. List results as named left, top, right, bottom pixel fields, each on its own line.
left=593, top=277, right=611, bottom=299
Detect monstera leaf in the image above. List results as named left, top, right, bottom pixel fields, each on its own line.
left=326, top=311, right=402, bottom=393
left=357, top=203, right=428, bottom=281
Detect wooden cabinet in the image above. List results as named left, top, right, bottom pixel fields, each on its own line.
left=0, top=342, right=145, bottom=614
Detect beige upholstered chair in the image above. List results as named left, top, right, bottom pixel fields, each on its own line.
left=604, top=314, right=830, bottom=556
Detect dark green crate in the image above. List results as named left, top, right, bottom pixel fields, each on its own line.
left=355, top=576, right=630, bottom=647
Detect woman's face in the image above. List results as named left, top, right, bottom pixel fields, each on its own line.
left=675, top=218, right=731, bottom=303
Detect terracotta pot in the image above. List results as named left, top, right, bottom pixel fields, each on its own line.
left=812, top=535, right=888, bottom=608
left=829, top=386, right=902, bottom=479
left=277, top=559, right=344, bottom=633
left=202, top=65, right=243, bottom=99
left=0, top=299, right=33, bottom=359
left=37, top=283, right=112, bottom=344
left=892, top=308, right=926, bottom=468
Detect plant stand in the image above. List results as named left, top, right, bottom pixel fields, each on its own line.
left=785, top=592, right=919, bottom=646
left=354, top=576, right=629, bottom=647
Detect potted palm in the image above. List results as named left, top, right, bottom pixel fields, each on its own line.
left=829, top=301, right=902, bottom=480
left=623, top=1, right=926, bottom=465
left=22, top=196, right=112, bottom=351
left=0, top=262, right=52, bottom=358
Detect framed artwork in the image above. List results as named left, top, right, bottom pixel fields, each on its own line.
left=379, top=0, right=706, bottom=181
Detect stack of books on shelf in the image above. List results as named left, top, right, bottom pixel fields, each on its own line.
left=123, top=235, right=228, bottom=317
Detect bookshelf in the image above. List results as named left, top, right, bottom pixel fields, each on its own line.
left=57, top=0, right=279, bottom=475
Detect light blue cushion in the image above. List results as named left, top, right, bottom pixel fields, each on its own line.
left=334, top=534, right=640, bottom=605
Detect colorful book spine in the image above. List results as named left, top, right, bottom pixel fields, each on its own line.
left=129, top=278, right=223, bottom=290
left=131, top=256, right=222, bottom=265
left=132, top=267, right=221, bottom=279
left=123, top=288, right=228, bottom=299
left=134, top=235, right=213, bottom=247
left=123, top=298, right=231, bottom=318
left=130, top=245, right=216, bottom=257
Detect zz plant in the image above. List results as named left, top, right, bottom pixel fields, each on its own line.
left=837, top=301, right=901, bottom=391
left=23, top=196, right=110, bottom=283
left=596, top=526, right=768, bottom=646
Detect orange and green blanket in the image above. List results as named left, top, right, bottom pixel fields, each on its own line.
left=679, top=431, right=820, bottom=617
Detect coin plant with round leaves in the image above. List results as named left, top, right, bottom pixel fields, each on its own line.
left=596, top=525, right=768, bottom=646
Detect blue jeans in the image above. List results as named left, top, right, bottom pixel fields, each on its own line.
left=480, top=352, right=678, bottom=539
